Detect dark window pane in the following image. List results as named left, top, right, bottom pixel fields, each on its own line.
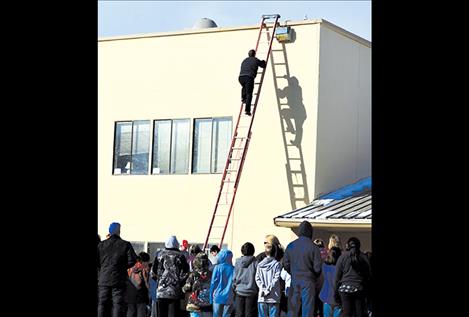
left=113, top=122, right=132, bottom=175
left=130, top=241, right=146, bottom=254
left=131, top=120, right=150, bottom=175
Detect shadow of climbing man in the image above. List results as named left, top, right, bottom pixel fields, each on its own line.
left=277, top=76, right=307, bottom=147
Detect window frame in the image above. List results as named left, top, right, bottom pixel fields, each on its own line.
left=151, top=118, right=191, bottom=175
left=112, top=120, right=151, bottom=176
left=192, top=116, right=232, bottom=175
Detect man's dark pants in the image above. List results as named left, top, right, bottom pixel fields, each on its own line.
left=287, top=279, right=317, bottom=317
left=98, top=285, right=127, bottom=317
left=239, top=75, right=255, bottom=113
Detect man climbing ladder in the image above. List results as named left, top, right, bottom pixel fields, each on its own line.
left=203, top=14, right=281, bottom=251
left=239, top=49, right=267, bottom=116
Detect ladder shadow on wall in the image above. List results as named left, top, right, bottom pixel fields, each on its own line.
left=269, top=41, right=310, bottom=210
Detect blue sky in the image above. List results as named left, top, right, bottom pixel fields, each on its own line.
left=98, top=1, right=371, bottom=41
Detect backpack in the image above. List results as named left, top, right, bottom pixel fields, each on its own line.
left=128, top=262, right=145, bottom=289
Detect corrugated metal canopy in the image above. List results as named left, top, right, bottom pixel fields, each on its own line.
left=274, top=178, right=371, bottom=229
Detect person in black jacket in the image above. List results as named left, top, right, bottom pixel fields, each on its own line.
left=238, top=49, right=266, bottom=116
left=283, top=221, right=322, bottom=317
left=98, top=222, right=138, bottom=317
left=333, top=237, right=371, bottom=317
left=152, top=235, right=190, bottom=317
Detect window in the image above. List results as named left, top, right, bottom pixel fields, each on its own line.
left=130, top=241, right=146, bottom=254
left=113, top=120, right=151, bottom=175
left=192, top=117, right=232, bottom=173
left=152, top=119, right=190, bottom=174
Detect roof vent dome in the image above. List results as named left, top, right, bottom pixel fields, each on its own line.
left=193, top=18, right=218, bottom=29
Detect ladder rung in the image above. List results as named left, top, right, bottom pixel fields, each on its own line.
left=226, top=169, right=238, bottom=172
left=229, top=158, right=241, bottom=161
left=215, top=214, right=229, bottom=216
left=274, top=63, right=286, bottom=65
left=290, top=170, right=302, bottom=173
left=223, top=179, right=236, bottom=183
left=235, top=136, right=248, bottom=139
left=232, top=147, right=244, bottom=150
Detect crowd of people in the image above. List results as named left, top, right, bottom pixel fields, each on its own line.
left=97, top=221, right=372, bottom=317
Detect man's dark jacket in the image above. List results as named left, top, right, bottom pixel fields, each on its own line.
left=283, top=221, right=322, bottom=281
left=239, top=56, right=267, bottom=78
left=98, top=234, right=137, bottom=287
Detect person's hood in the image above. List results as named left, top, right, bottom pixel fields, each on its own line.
left=193, top=252, right=210, bottom=271
left=238, top=255, right=256, bottom=268
left=165, top=235, right=179, bottom=249
left=258, top=256, right=277, bottom=269
left=298, top=220, right=313, bottom=239
left=216, top=249, right=233, bottom=265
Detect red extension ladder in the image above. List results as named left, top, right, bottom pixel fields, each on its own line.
left=203, top=14, right=281, bottom=251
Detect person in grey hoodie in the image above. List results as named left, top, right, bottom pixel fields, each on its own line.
left=255, top=243, right=282, bottom=317
left=283, top=220, right=322, bottom=317
left=233, top=242, right=259, bottom=317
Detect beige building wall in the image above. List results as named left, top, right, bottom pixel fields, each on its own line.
left=98, top=20, right=370, bottom=258
left=314, top=23, right=371, bottom=197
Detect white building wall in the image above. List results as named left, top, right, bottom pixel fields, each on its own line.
left=98, top=20, right=371, bottom=258
left=98, top=22, right=323, bottom=258
left=314, top=24, right=371, bottom=197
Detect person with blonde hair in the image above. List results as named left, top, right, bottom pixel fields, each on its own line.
left=328, top=234, right=342, bottom=251
left=256, top=235, right=284, bottom=262
left=256, top=234, right=288, bottom=314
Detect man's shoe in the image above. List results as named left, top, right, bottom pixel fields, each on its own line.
left=245, top=111, right=252, bottom=116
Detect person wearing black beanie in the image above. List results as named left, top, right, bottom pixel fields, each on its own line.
left=283, top=221, right=322, bottom=317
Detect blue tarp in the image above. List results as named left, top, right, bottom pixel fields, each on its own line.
left=319, top=176, right=371, bottom=200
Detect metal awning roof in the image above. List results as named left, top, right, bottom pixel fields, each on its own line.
left=274, top=178, right=372, bottom=229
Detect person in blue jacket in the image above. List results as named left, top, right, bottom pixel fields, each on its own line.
left=319, top=247, right=342, bottom=317
left=209, top=249, right=235, bottom=317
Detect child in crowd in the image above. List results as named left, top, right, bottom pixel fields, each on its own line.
left=255, top=243, right=282, bottom=317
left=233, top=242, right=258, bottom=317
left=183, top=253, right=213, bottom=317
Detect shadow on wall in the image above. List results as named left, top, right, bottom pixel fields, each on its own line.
left=270, top=40, right=310, bottom=210
left=277, top=76, right=307, bottom=147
